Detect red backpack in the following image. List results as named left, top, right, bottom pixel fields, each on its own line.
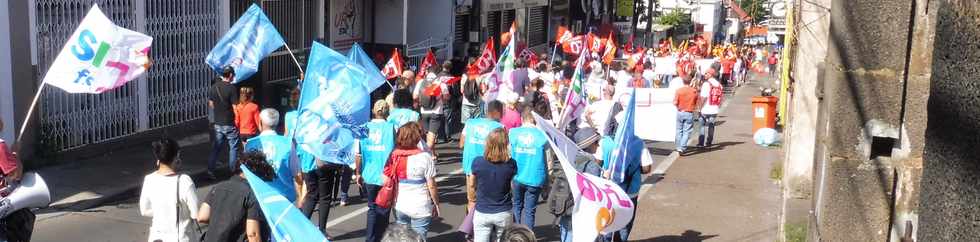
left=708, top=82, right=723, bottom=106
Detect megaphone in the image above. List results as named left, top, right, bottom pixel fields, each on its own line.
left=0, top=172, right=51, bottom=218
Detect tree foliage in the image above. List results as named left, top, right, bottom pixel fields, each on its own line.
left=657, top=9, right=691, bottom=27
left=738, top=0, right=770, bottom=23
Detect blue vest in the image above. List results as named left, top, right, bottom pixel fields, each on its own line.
left=246, top=133, right=297, bottom=201
left=509, top=127, right=549, bottom=187
left=285, top=110, right=317, bottom=172
left=600, top=136, right=616, bottom=170
left=387, top=108, right=420, bottom=128
left=462, top=118, right=504, bottom=174
left=359, top=120, right=396, bottom=186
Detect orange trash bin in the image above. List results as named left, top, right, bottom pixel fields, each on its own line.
left=751, top=96, right=778, bottom=134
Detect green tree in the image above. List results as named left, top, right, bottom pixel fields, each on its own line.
left=657, top=8, right=691, bottom=27
left=738, top=0, right=770, bottom=23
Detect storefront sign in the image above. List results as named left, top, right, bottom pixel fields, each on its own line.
left=330, top=0, right=363, bottom=51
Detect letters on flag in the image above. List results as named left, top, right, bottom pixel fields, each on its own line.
left=476, top=38, right=497, bottom=73
left=416, top=50, right=437, bottom=80
left=555, top=26, right=574, bottom=44
left=588, top=33, right=605, bottom=54
left=242, top=166, right=329, bottom=242
left=381, top=49, right=404, bottom=80
left=533, top=113, right=635, bottom=241
left=42, top=4, right=153, bottom=94
left=562, top=35, right=586, bottom=55
left=205, top=3, right=286, bottom=83
left=347, top=43, right=387, bottom=91
left=520, top=47, right=538, bottom=67
left=294, top=42, right=372, bottom=165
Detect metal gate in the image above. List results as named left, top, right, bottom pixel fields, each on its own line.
left=33, top=0, right=221, bottom=151
left=232, top=0, right=318, bottom=84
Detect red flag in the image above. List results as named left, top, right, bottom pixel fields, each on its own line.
left=588, top=33, right=604, bottom=53
left=381, top=49, right=404, bottom=80
left=627, top=50, right=645, bottom=71
left=520, top=47, right=539, bottom=66
left=555, top=26, right=573, bottom=44
left=625, top=35, right=634, bottom=53
left=476, top=38, right=497, bottom=73
left=562, top=35, right=586, bottom=54
left=416, top=50, right=437, bottom=80
left=602, top=33, right=617, bottom=64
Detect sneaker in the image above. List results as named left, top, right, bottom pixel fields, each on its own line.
left=339, top=200, right=348, bottom=207
left=206, top=171, right=218, bottom=180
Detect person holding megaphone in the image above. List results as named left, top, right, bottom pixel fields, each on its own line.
left=0, top=117, right=45, bottom=242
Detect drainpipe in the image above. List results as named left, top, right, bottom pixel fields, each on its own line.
left=403, top=0, right=408, bottom=48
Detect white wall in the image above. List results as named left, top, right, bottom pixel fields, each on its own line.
left=784, top=0, right=831, bottom=197
left=407, top=0, right=453, bottom=47
left=373, top=0, right=404, bottom=45
left=0, top=0, right=15, bottom=143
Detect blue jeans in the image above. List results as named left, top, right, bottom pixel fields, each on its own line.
left=395, top=211, right=432, bottom=241
left=511, top=182, right=542, bottom=228
left=364, top=184, right=389, bottom=242
left=698, top=114, right=717, bottom=147
left=558, top=215, right=572, bottom=242
left=675, top=112, right=695, bottom=152
left=473, top=210, right=513, bottom=242
left=208, top=125, right=240, bottom=173
left=603, top=197, right=640, bottom=242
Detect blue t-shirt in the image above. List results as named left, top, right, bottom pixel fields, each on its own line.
left=246, top=133, right=297, bottom=201
left=509, top=127, right=549, bottom=187
left=387, top=108, right=420, bottom=128
left=472, top=156, right=517, bottom=214
left=462, top=118, right=504, bottom=174
left=284, top=110, right=317, bottom=173
left=359, top=120, right=396, bottom=186
left=600, top=136, right=616, bottom=169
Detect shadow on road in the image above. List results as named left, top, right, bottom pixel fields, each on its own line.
left=683, top=141, right=745, bottom=156
left=635, top=230, right=719, bottom=242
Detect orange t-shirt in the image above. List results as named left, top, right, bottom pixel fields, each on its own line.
left=234, top=102, right=261, bottom=136
left=674, top=86, right=699, bottom=112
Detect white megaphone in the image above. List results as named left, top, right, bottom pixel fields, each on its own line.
left=0, top=172, right=51, bottom=218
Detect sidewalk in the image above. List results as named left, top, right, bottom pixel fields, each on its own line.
left=631, top=75, right=783, bottom=241
left=36, top=133, right=213, bottom=218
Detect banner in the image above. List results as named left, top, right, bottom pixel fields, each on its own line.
left=294, top=42, right=372, bottom=165
left=416, top=50, right=437, bottom=80
left=42, top=4, right=153, bottom=94
left=533, top=113, right=635, bottom=242
left=381, top=49, right=404, bottom=80
left=347, top=43, right=386, bottom=91
left=608, top=90, right=643, bottom=183
left=562, top=35, right=586, bottom=55
left=205, top=4, right=285, bottom=84
left=654, top=57, right=678, bottom=75
left=557, top=48, right=589, bottom=131
left=555, top=26, right=574, bottom=44
left=242, top=166, right=329, bottom=242
left=476, top=38, right=496, bottom=73
left=330, top=0, right=364, bottom=51
left=601, top=33, right=617, bottom=65
left=520, top=47, right=539, bottom=67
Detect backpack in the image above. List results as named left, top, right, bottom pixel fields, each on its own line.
left=418, top=77, right=440, bottom=110
left=547, top=151, right=595, bottom=220
left=526, top=91, right=551, bottom=120
left=708, top=82, right=723, bottom=106
left=463, top=77, right=481, bottom=104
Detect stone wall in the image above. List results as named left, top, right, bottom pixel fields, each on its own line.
left=918, top=0, right=980, bottom=240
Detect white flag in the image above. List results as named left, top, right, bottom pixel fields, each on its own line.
left=534, top=113, right=635, bottom=241
left=42, top=4, right=153, bottom=94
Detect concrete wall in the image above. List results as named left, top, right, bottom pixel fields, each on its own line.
left=783, top=0, right=831, bottom=198
left=407, top=0, right=454, bottom=46
left=918, top=0, right=980, bottom=240
left=373, top=0, right=404, bottom=45
left=0, top=0, right=14, bottom=143
left=0, top=0, right=36, bottom=158
left=814, top=0, right=914, bottom=240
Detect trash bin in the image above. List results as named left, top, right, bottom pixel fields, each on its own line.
left=751, top=96, right=778, bottom=134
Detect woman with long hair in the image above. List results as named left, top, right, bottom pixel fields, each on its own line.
left=387, top=122, right=440, bottom=241
left=469, top=128, right=517, bottom=242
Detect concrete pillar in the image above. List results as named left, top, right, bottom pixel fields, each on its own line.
left=814, top=0, right=914, bottom=241
left=918, top=0, right=980, bottom=240
left=0, top=0, right=37, bottom=160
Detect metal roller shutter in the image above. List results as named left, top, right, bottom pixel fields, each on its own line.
left=527, top=6, right=548, bottom=47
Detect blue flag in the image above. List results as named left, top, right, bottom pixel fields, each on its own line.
left=347, top=43, right=387, bottom=91
left=609, top=89, right=642, bottom=183
left=245, top=135, right=297, bottom=201
left=293, top=42, right=372, bottom=165
left=205, top=4, right=285, bottom=83
left=241, top=166, right=329, bottom=242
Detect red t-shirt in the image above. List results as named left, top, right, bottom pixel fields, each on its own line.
left=721, top=60, right=735, bottom=74
left=234, top=102, right=261, bottom=136
left=674, top=86, right=699, bottom=112
left=0, top=140, right=19, bottom=176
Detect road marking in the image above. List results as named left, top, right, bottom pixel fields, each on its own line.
left=326, top=167, right=465, bottom=228
left=639, top=83, right=743, bottom=198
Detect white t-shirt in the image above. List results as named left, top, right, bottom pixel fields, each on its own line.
left=583, top=99, right=615, bottom=132
left=394, top=152, right=438, bottom=218
left=139, top=173, right=199, bottom=242
left=700, top=78, right=722, bottom=115
left=668, top=77, right=685, bottom=90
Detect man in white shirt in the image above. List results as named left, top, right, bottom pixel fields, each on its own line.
left=582, top=84, right=617, bottom=133
left=697, top=68, right=723, bottom=148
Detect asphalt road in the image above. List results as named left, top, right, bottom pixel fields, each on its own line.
left=33, top=140, right=677, bottom=242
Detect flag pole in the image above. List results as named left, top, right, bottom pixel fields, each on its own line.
left=549, top=42, right=558, bottom=65
left=283, top=43, right=305, bottom=75
left=16, top=82, right=47, bottom=145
